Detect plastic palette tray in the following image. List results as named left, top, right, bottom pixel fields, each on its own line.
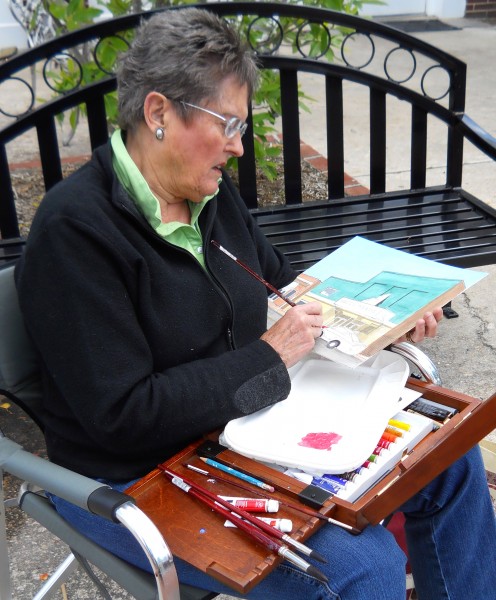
left=222, top=351, right=411, bottom=475
left=290, top=409, right=434, bottom=503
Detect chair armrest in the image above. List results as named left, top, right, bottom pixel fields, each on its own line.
left=389, top=342, right=442, bottom=386
left=0, top=435, right=179, bottom=600
left=0, top=436, right=105, bottom=509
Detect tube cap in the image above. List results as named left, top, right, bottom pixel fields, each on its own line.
left=277, top=518, right=293, bottom=532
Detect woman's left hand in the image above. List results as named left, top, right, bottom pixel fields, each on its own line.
left=396, top=307, right=444, bottom=344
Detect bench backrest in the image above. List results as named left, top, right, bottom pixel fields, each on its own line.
left=1, top=2, right=495, bottom=265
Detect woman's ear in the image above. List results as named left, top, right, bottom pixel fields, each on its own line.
left=143, top=91, right=170, bottom=133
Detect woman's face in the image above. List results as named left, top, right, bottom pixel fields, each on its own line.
left=161, top=77, right=248, bottom=204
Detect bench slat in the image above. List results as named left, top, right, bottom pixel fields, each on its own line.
left=411, top=107, right=428, bottom=189
left=252, top=190, right=496, bottom=269
left=0, top=146, right=19, bottom=239
left=280, top=69, right=302, bottom=205
left=370, top=88, right=386, bottom=195
left=87, top=94, right=110, bottom=151
left=36, top=116, right=62, bottom=191
left=237, top=105, right=258, bottom=210
left=326, top=76, right=345, bottom=199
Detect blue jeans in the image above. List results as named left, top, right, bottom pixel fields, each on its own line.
left=50, top=446, right=496, bottom=599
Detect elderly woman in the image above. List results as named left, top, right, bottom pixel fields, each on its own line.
left=15, top=8, right=496, bottom=600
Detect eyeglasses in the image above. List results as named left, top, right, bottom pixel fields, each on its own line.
left=180, top=101, right=248, bottom=139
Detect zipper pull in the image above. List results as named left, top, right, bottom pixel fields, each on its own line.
left=227, top=327, right=234, bottom=349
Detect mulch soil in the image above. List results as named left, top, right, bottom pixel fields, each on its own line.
left=10, top=158, right=329, bottom=236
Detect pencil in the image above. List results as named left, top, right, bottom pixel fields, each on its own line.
left=211, top=240, right=296, bottom=307
left=159, top=466, right=328, bottom=580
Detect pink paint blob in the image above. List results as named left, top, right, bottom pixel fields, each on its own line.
left=298, top=431, right=342, bottom=451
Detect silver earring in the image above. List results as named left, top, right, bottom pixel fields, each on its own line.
left=155, top=127, right=164, bottom=141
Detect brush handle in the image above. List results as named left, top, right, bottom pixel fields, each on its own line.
left=160, top=465, right=284, bottom=541
left=161, top=468, right=328, bottom=582
left=211, top=240, right=296, bottom=307
left=162, top=468, right=282, bottom=552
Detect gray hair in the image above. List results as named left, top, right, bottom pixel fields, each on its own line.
left=116, top=8, right=260, bottom=131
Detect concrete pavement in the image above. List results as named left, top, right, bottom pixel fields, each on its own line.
left=1, top=14, right=495, bottom=600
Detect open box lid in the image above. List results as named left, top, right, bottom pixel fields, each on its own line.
left=221, top=351, right=412, bottom=475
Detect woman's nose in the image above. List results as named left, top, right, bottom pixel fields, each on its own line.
left=226, top=132, right=244, bottom=158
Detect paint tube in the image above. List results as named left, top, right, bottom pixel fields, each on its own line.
left=218, top=496, right=279, bottom=512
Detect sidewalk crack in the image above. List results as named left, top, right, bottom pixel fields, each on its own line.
left=461, top=292, right=496, bottom=352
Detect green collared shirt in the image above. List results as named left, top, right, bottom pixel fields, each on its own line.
left=111, top=130, right=216, bottom=268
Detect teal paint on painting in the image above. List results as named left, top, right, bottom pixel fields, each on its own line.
left=311, top=271, right=460, bottom=324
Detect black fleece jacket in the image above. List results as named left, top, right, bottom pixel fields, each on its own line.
left=15, top=142, right=296, bottom=480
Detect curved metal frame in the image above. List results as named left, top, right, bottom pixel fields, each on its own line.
left=295, top=21, right=332, bottom=59
left=341, top=31, right=375, bottom=69
left=41, top=51, right=84, bottom=93
left=383, top=46, right=417, bottom=85
left=390, top=342, right=443, bottom=386
left=0, top=435, right=181, bottom=600
left=420, top=64, right=451, bottom=101
left=116, top=502, right=180, bottom=600
left=246, top=15, right=283, bottom=55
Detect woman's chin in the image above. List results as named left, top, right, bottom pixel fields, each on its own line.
left=199, top=184, right=220, bottom=201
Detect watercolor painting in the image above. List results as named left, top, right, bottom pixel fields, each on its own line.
left=268, top=237, right=486, bottom=366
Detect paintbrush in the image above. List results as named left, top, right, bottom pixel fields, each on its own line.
left=211, top=240, right=296, bottom=307
left=158, top=465, right=328, bottom=575
left=184, top=462, right=358, bottom=534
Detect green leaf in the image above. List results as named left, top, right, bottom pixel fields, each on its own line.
left=48, top=3, right=66, bottom=20
left=69, top=108, right=79, bottom=129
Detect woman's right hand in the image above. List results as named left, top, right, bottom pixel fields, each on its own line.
left=261, top=302, right=323, bottom=369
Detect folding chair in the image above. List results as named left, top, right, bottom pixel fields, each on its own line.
left=0, top=261, right=217, bottom=600
left=0, top=259, right=443, bottom=600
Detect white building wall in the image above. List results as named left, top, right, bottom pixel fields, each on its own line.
left=0, top=0, right=27, bottom=48
left=425, top=0, right=466, bottom=18
left=361, top=1, right=427, bottom=16
left=361, top=0, right=466, bottom=18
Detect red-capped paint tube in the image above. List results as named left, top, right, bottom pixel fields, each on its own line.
left=218, top=496, right=280, bottom=512
left=377, top=438, right=392, bottom=450
left=224, top=516, right=293, bottom=532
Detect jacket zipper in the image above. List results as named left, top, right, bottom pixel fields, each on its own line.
left=118, top=200, right=236, bottom=350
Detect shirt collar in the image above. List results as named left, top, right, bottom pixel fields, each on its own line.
left=110, top=129, right=216, bottom=232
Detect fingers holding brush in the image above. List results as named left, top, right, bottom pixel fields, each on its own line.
left=262, top=302, right=323, bottom=368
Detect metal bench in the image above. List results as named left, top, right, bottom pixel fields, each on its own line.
left=1, top=2, right=496, bottom=271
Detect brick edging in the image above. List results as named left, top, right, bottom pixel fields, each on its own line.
left=9, top=141, right=369, bottom=196
left=299, top=141, right=370, bottom=196
left=8, top=155, right=91, bottom=171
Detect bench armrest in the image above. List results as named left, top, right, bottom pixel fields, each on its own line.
left=459, top=114, right=496, bottom=160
